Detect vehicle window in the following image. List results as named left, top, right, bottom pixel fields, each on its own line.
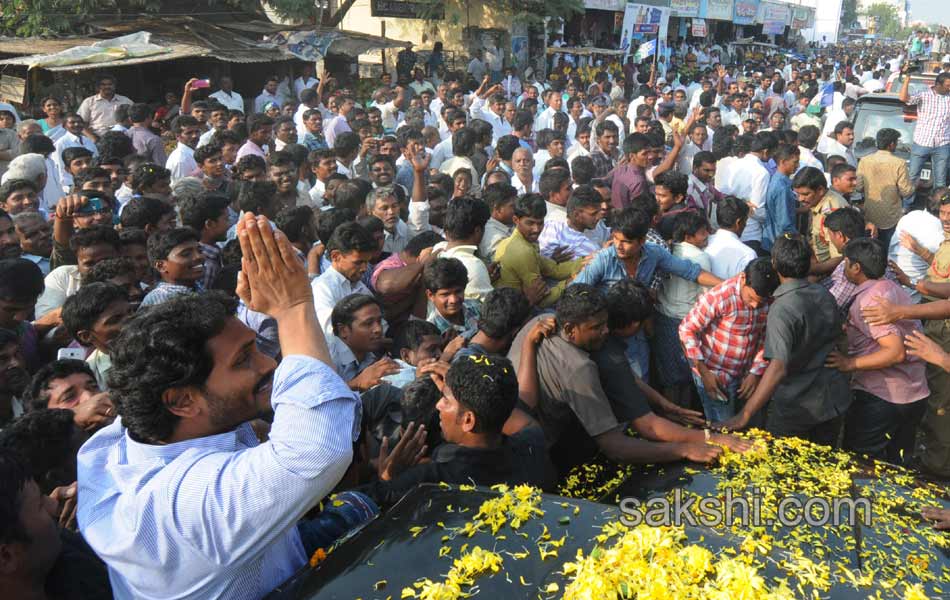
left=890, top=75, right=933, bottom=96
left=852, top=108, right=915, bottom=155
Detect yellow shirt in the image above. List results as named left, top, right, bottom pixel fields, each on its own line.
left=856, top=150, right=915, bottom=230
left=810, top=189, right=849, bottom=263
left=494, top=229, right=581, bottom=308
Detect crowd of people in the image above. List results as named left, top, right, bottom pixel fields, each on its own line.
left=0, top=34, right=949, bottom=599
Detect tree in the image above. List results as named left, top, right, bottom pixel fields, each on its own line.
left=840, top=0, right=859, bottom=31
left=861, top=2, right=904, bottom=39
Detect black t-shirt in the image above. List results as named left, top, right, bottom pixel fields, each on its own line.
left=590, top=336, right=653, bottom=424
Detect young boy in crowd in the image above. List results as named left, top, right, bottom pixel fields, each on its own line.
left=36, top=225, right=120, bottom=318
left=383, top=319, right=444, bottom=389
left=139, top=228, right=206, bottom=307
left=478, top=182, right=516, bottom=261
left=425, top=257, right=481, bottom=338
left=0, top=259, right=46, bottom=371
left=179, top=193, right=232, bottom=290
left=62, top=282, right=132, bottom=390
left=82, top=257, right=146, bottom=308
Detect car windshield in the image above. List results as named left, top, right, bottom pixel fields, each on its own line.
left=890, top=75, right=934, bottom=96
left=852, top=104, right=915, bottom=155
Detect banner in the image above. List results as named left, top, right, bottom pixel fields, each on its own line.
left=758, top=1, right=789, bottom=34
left=671, top=0, right=700, bottom=17
left=732, top=0, right=759, bottom=25
left=703, top=0, right=734, bottom=21
left=791, top=6, right=814, bottom=29
left=691, top=18, right=708, bottom=37
left=584, top=0, right=627, bottom=9
left=620, top=2, right=672, bottom=61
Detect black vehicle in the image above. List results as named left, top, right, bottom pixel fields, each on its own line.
left=851, top=92, right=933, bottom=194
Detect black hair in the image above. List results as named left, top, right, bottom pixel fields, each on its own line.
left=237, top=180, right=278, bottom=213
left=120, top=196, right=173, bottom=229
left=612, top=206, right=651, bottom=241
left=671, top=210, right=709, bottom=243
left=595, top=120, right=619, bottom=138
left=62, top=146, right=94, bottom=166
left=496, top=135, right=521, bottom=162
left=606, top=279, right=653, bottom=330
left=96, top=131, right=135, bottom=161
left=571, top=156, right=595, bottom=186
left=147, top=227, right=199, bottom=264
left=830, top=163, right=856, bottom=180
left=539, top=168, right=571, bottom=199
left=400, top=378, right=441, bottom=446
left=246, top=113, right=275, bottom=134
left=314, top=208, right=354, bottom=247
left=330, top=293, right=381, bottom=336
left=0, top=448, right=32, bottom=544
left=843, top=237, right=887, bottom=280
left=334, top=131, right=361, bottom=159
left=274, top=206, right=315, bottom=245
left=129, top=102, right=151, bottom=123
left=397, top=127, right=424, bottom=148
left=556, top=283, right=608, bottom=326
left=743, top=257, right=780, bottom=298
left=326, top=221, right=377, bottom=255
left=234, top=155, right=267, bottom=178
left=267, top=149, right=297, bottom=171
left=130, top=163, right=170, bottom=193
left=544, top=158, right=569, bottom=173
left=445, top=354, right=518, bottom=434
left=82, top=256, right=138, bottom=286
left=69, top=225, right=120, bottom=253
left=772, top=143, right=801, bottom=163
left=193, top=143, right=223, bottom=166
left=108, top=292, right=238, bottom=443
left=444, top=195, right=489, bottom=241
left=450, top=128, right=477, bottom=157
left=173, top=115, right=200, bottom=135
left=118, top=227, right=148, bottom=248
left=423, top=257, right=468, bottom=292
left=654, top=171, right=688, bottom=199
left=513, top=193, right=546, bottom=220
left=771, top=235, right=811, bottom=278
left=798, top=125, right=820, bottom=149
left=26, top=359, right=96, bottom=412
left=832, top=120, right=853, bottom=136
left=405, top=231, right=444, bottom=257
left=0, top=409, right=79, bottom=494
left=0, top=179, right=38, bottom=203
left=482, top=183, right=517, bottom=213
left=692, top=151, right=716, bottom=170
left=19, top=134, right=55, bottom=156
left=62, top=282, right=128, bottom=341
left=476, top=288, right=530, bottom=340
left=178, top=193, right=231, bottom=231
left=0, top=258, right=44, bottom=302
left=397, top=319, right=442, bottom=353
left=535, top=129, right=564, bottom=150
left=621, top=132, right=651, bottom=156
left=512, top=110, right=534, bottom=132
left=875, top=127, right=901, bottom=150
left=566, top=185, right=602, bottom=215
left=791, top=166, right=827, bottom=191
left=823, top=207, right=865, bottom=241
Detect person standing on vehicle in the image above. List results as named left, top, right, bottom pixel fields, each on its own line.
left=857, top=128, right=915, bottom=243
left=899, top=68, right=950, bottom=193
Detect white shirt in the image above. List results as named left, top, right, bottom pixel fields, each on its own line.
left=535, top=106, right=559, bottom=133
left=657, top=242, right=712, bottom=319
left=726, top=154, right=770, bottom=243
left=311, top=266, right=375, bottom=337
left=429, top=136, right=454, bottom=171
left=817, top=108, right=849, bottom=154
left=513, top=174, right=536, bottom=196
left=705, top=229, right=756, bottom=280
left=469, top=97, right=511, bottom=144
left=606, top=114, right=626, bottom=147
left=166, top=143, right=197, bottom=183
left=889, top=210, right=944, bottom=300
left=197, top=127, right=222, bottom=149
left=209, top=90, right=245, bottom=112
left=294, top=76, right=319, bottom=99
left=53, top=132, right=98, bottom=187
left=824, top=139, right=856, bottom=167
left=309, top=179, right=326, bottom=208
left=254, top=90, right=282, bottom=114
left=35, top=265, right=81, bottom=317
left=433, top=242, right=494, bottom=302
left=797, top=147, right=823, bottom=173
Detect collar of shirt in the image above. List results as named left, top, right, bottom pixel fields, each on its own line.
left=175, top=142, right=195, bottom=157
left=688, top=173, right=708, bottom=193
left=774, top=278, right=810, bottom=298
left=328, top=336, right=376, bottom=380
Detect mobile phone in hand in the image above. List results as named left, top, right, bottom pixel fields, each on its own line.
left=193, top=79, right=211, bottom=89
left=57, top=348, right=86, bottom=361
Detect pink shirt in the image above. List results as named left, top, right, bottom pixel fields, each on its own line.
left=370, top=252, right=411, bottom=304
left=846, top=279, right=929, bottom=404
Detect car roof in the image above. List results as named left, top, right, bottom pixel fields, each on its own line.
left=855, top=93, right=904, bottom=105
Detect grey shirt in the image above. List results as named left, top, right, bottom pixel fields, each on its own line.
left=508, top=316, right=620, bottom=446
left=763, top=279, right=851, bottom=429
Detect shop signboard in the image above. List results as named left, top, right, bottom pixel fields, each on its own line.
left=733, top=0, right=759, bottom=25
left=691, top=18, right=708, bottom=37
left=702, top=0, right=734, bottom=21
left=791, top=6, right=814, bottom=29
left=758, top=1, right=790, bottom=34
left=671, top=0, right=700, bottom=17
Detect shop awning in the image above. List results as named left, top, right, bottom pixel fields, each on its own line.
left=546, top=46, right=627, bottom=56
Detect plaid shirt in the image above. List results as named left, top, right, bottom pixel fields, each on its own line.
left=646, top=228, right=668, bottom=291
left=678, top=275, right=770, bottom=386
left=589, top=145, right=618, bottom=179
left=907, top=89, right=950, bottom=147
left=199, top=242, right=222, bottom=291
left=822, top=260, right=899, bottom=308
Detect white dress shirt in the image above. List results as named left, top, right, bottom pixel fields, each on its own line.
left=824, top=139, right=856, bottom=167
left=433, top=242, right=494, bottom=302
left=209, top=90, right=245, bottom=112
left=726, top=154, right=770, bottom=243
left=294, top=76, right=319, bottom=99
left=797, top=147, right=823, bottom=173
left=469, top=97, right=512, bottom=144
left=76, top=356, right=359, bottom=600
left=166, top=143, right=197, bottom=183
left=705, top=229, right=757, bottom=280
left=254, top=90, right=282, bottom=113
left=889, top=210, right=944, bottom=301
left=429, top=136, right=454, bottom=171
left=35, top=265, right=81, bottom=318
left=53, top=132, right=98, bottom=188
left=311, top=266, right=375, bottom=337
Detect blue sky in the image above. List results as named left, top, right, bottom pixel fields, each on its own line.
left=910, top=0, right=948, bottom=25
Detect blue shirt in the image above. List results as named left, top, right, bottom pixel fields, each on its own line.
left=762, top=172, right=799, bottom=251
left=139, top=282, right=199, bottom=308
left=573, top=243, right=702, bottom=291
left=76, top=355, right=359, bottom=600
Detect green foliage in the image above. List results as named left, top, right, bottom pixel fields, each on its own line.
left=840, top=0, right=858, bottom=31
left=862, top=2, right=904, bottom=39
left=0, top=0, right=158, bottom=37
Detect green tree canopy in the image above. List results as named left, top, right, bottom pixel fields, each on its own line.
left=862, top=2, right=905, bottom=39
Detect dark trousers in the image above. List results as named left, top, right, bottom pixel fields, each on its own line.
left=843, top=390, right=925, bottom=465
left=766, top=413, right=843, bottom=448
left=744, top=240, right=770, bottom=258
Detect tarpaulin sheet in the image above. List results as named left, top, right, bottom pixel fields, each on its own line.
left=21, top=32, right=170, bottom=69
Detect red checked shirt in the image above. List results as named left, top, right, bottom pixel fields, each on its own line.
left=907, top=88, right=950, bottom=148
left=678, top=275, right=770, bottom=386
